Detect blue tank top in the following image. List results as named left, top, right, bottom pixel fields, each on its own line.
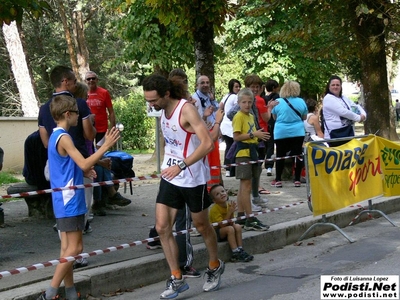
left=48, top=128, right=87, bottom=218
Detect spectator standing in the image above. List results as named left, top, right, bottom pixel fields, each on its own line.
left=271, top=81, right=307, bottom=188
left=219, top=79, right=241, bottom=178
left=244, top=75, right=273, bottom=204
left=396, top=99, right=400, bottom=122
left=38, top=66, right=96, bottom=235
left=74, top=82, right=131, bottom=217
left=304, top=98, right=324, bottom=141
left=209, top=184, right=253, bottom=262
left=322, top=75, right=366, bottom=147
left=192, top=75, right=222, bottom=191
left=85, top=71, right=116, bottom=144
left=36, top=94, right=119, bottom=300
left=143, top=74, right=225, bottom=299
left=263, top=80, right=280, bottom=176
left=232, top=88, right=270, bottom=231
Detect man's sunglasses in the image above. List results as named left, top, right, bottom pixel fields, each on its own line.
left=86, top=77, right=97, bottom=81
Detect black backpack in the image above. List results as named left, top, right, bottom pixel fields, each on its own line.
left=104, top=151, right=135, bottom=195
left=104, top=151, right=135, bottom=179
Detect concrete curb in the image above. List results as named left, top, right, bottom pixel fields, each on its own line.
left=2, top=196, right=399, bottom=300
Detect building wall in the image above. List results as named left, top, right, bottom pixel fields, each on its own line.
left=0, top=117, right=38, bottom=172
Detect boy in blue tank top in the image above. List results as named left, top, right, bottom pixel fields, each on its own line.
left=37, top=95, right=119, bottom=300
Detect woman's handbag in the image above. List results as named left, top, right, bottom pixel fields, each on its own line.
left=329, top=124, right=354, bottom=139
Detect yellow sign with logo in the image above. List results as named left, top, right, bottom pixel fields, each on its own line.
left=306, top=135, right=384, bottom=216
left=377, top=137, right=400, bottom=196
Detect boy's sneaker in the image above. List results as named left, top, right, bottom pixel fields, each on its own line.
left=108, top=192, right=131, bottom=206
left=266, top=168, right=273, bottom=176
left=252, top=196, right=268, bottom=207
left=160, top=276, right=189, bottom=299
left=270, top=180, right=282, bottom=188
left=182, top=266, right=201, bottom=278
left=240, top=249, right=254, bottom=261
left=36, top=292, right=60, bottom=300
left=203, top=259, right=225, bottom=292
left=225, top=170, right=231, bottom=177
left=252, top=202, right=262, bottom=212
left=73, top=258, right=88, bottom=269
left=83, top=221, right=92, bottom=235
left=244, top=217, right=269, bottom=231
left=230, top=251, right=251, bottom=262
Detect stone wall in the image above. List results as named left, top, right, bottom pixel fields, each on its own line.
left=0, top=117, right=37, bottom=172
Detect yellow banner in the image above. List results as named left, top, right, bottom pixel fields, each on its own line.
left=377, top=137, right=400, bottom=196
left=306, top=135, right=383, bottom=216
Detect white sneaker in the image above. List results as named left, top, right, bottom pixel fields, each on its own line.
left=225, top=171, right=230, bottom=177
left=266, top=168, right=273, bottom=176
left=252, top=196, right=268, bottom=208
left=251, top=202, right=262, bottom=212
left=160, top=276, right=189, bottom=299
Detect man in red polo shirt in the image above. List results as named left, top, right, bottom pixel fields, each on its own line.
left=85, top=71, right=116, bottom=144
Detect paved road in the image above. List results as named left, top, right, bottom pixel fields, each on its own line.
left=105, top=211, right=400, bottom=300
left=0, top=163, right=312, bottom=292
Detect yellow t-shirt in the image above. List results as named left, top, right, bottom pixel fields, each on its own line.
left=232, top=110, right=258, bottom=157
left=209, top=202, right=231, bottom=224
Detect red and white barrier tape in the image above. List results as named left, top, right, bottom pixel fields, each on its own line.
left=210, top=154, right=303, bottom=170
left=0, top=201, right=305, bottom=279
left=0, top=154, right=303, bottom=200
left=0, top=175, right=160, bottom=200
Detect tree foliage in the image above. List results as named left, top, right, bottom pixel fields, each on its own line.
left=0, top=0, right=51, bottom=25
left=105, top=0, right=195, bottom=76
left=238, top=0, right=400, bottom=139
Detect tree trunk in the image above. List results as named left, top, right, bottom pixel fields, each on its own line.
left=194, top=22, right=215, bottom=90
left=351, top=2, right=398, bottom=140
left=2, top=21, right=39, bottom=117
left=72, top=9, right=90, bottom=81
left=57, top=0, right=79, bottom=76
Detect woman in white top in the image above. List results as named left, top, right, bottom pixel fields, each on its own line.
left=322, top=75, right=366, bottom=146
left=304, top=98, right=324, bottom=140
left=219, top=79, right=241, bottom=177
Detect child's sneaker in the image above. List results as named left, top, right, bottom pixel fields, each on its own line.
left=160, top=276, right=189, bottom=299
left=294, top=181, right=301, bottom=187
left=231, top=251, right=251, bottom=262
left=240, top=248, right=254, bottom=261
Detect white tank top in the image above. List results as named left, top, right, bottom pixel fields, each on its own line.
left=161, top=99, right=209, bottom=187
left=304, top=113, right=317, bottom=136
